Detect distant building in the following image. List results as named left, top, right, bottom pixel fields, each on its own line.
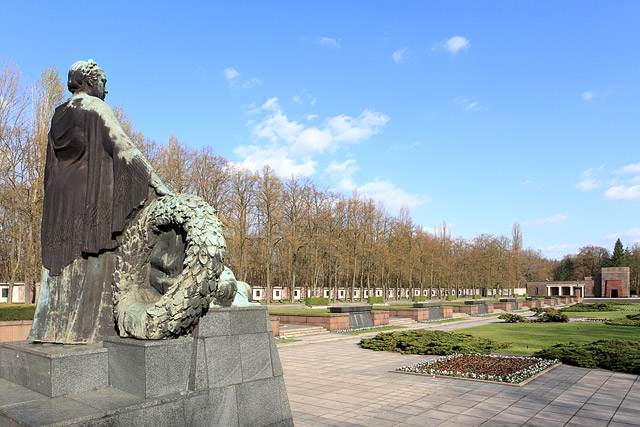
left=0, top=282, right=36, bottom=304
left=527, top=267, right=630, bottom=298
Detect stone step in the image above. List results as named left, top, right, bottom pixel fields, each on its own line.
left=388, top=318, right=417, bottom=326
left=451, top=313, right=470, bottom=318
left=278, top=325, right=330, bottom=338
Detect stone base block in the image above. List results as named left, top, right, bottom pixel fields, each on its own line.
left=0, top=306, right=293, bottom=426
left=103, top=336, right=193, bottom=399
left=0, top=341, right=108, bottom=397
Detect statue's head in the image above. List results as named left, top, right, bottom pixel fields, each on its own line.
left=67, top=59, right=108, bottom=100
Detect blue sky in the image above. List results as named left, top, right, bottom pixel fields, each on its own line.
left=2, top=1, right=639, bottom=259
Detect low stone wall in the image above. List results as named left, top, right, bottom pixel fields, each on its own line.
left=387, top=308, right=430, bottom=322
left=269, top=313, right=349, bottom=331
left=451, top=305, right=478, bottom=316
left=371, top=310, right=389, bottom=326
left=543, top=298, right=556, bottom=307
left=485, top=303, right=495, bottom=313
left=492, top=302, right=509, bottom=312
left=270, top=318, right=280, bottom=337
left=516, top=302, right=526, bottom=309
left=440, top=306, right=453, bottom=318
left=0, top=320, right=32, bottom=343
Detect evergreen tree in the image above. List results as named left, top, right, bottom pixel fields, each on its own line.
left=611, top=238, right=626, bottom=267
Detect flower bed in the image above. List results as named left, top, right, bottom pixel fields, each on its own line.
left=396, top=354, right=559, bottom=385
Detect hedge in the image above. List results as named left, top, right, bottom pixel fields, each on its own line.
left=445, top=295, right=457, bottom=301
left=367, top=296, right=384, bottom=304
left=411, top=296, right=426, bottom=302
left=304, top=297, right=329, bottom=307
left=0, top=304, right=36, bottom=321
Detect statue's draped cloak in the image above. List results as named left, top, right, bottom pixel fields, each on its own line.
left=41, top=94, right=151, bottom=275
left=30, top=93, right=152, bottom=343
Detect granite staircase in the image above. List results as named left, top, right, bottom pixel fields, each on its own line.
left=278, top=324, right=330, bottom=338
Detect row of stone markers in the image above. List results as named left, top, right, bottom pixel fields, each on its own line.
left=269, top=297, right=580, bottom=335
left=386, top=297, right=580, bottom=323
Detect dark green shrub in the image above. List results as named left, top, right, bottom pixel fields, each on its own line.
left=530, top=307, right=544, bottom=315
left=561, top=303, right=618, bottom=312
left=360, top=329, right=508, bottom=355
left=535, top=340, right=640, bottom=374
left=606, top=313, right=640, bottom=327
left=304, top=297, right=329, bottom=307
left=499, top=313, right=529, bottom=323
left=472, top=294, right=482, bottom=299
left=0, top=304, right=35, bottom=321
left=445, top=295, right=457, bottom=301
left=367, top=296, right=384, bottom=304
left=536, top=309, right=568, bottom=323
left=412, top=296, right=426, bottom=302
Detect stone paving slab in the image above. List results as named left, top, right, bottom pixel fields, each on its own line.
left=278, top=317, right=640, bottom=426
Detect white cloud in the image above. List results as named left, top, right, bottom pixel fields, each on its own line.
left=523, top=180, right=534, bottom=186
left=582, top=89, right=613, bottom=101
left=392, top=47, right=408, bottom=62
left=326, top=159, right=358, bottom=180
left=249, top=108, right=389, bottom=158
left=604, top=184, right=640, bottom=200
left=445, top=36, right=470, bottom=53
left=222, top=68, right=261, bottom=89
left=336, top=176, right=430, bottom=213
left=523, top=214, right=568, bottom=226
left=305, top=114, right=318, bottom=121
left=432, top=36, right=470, bottom=54
left=253, top=110, right=304, bottom=144
left=236, top=103, right=389, bottom=180
left=326, top=110, right=389, bottom=143
left=603, top=228, right=640, bottom=245
left=388, top=141, right=422, bottom=151
left=576, top=178, right=601, bottom=191
left=292, top=91, right=316, bottom=106
left=580, top=166, right=602, bottom=178
left=261, top=97, right=280, bottom=111
left=223, top=67, right=240, bottom=82
left=316, top=37, right=341, bottom=49
left=233, top=144, right=316, bottom=177
left=453, top=97, right=481, bottom=111
left=616, top=162, right=640, bottom=174
left=540, top=244, right=580, bottom=260
left=242, top=77, right=262, bottom=89
left=576, top=166, right=603, bottom=190
left=355, top=179, right=431, bottom=213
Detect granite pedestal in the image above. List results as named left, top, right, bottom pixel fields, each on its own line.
left=0, top=306, right=293, bottom=426
left=412, top=302, right=442, bottom=320
left=329, top=304, right=373, bottom=328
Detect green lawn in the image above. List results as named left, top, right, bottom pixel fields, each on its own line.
left=458, top=322, right=640, bottom=354
left=564, top=311, right=631, bottom=320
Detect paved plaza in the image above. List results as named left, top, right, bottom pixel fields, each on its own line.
left=278, top=319, right=640, bottom=426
